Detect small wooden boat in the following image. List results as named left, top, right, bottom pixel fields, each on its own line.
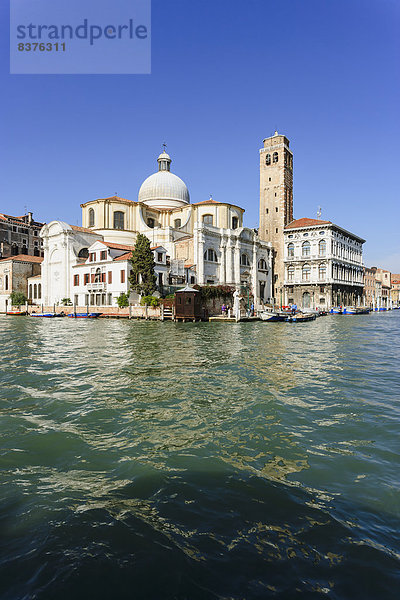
left=260, top=310, right=286, bottom=322
left=67, top=312, right=101, bottom=319
left=6, top=310, right=27, bottom=316
left=285, top=313, right=316, bottom=323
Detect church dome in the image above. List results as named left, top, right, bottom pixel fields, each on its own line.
left=138, top=151, right=190, bottom=210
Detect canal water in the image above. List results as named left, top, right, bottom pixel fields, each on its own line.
left=0, top=312, right=399, bottom=599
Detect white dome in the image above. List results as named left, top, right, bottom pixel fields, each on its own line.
left=138, top=152, right=190, bottom=209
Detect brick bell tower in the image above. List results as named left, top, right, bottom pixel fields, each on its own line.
left=259, top=132, right=293, bottom=302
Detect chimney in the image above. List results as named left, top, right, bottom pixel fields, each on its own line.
left=28, top=212, right=33, bottom=224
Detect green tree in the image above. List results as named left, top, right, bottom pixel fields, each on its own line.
left=140, top=295, right=160, bottom=307
left=116, top=293, right=129, bottom=308
left=9, top=291, right=27, bottom=307
left=129, top=233, right=156, bottom=296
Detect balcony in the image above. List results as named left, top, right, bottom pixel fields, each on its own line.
left=87, top=282, right=107, bottom=291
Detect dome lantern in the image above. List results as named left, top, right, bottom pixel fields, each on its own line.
left=138, top=150, right=190, bottom=210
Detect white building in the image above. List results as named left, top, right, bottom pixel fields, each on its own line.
left=283, top=218, right=365, bottom=309
left=40, top=150, right=273, bottom=307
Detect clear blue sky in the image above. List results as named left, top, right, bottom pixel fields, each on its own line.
left=1, top=0, right=399, bottom=270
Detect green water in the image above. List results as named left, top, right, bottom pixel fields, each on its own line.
left=0, top=313, right=399, bottom=599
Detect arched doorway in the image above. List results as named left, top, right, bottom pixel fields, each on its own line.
left=302, top=292, right=311, bottom=309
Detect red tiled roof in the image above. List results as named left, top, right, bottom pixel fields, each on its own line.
left=193, top=199, right=221, bottom=205
left=70, top=225, right=98, bottom=234
left=184, top=264, right=196, bottom=269
left=150, top=246, right=164, bottom=251
left=0, top=254, right=43, bottom=263
left=101, top=241, right=134, bottom=251
left=114, top=252, right=132, bottom=261
left=28, top=274, right=41, bottom=279
left=83, top=196, right=137, bottom=205
left=285, top=218, right=332, bottom=229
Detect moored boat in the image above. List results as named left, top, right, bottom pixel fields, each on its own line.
left=67, top=312, right=101, bottom=318
left=6, top=310, right=27, bottom=316
left=285, top=313, right=316, bottom=323
left=330, top=306, right=370, bottom=315
left=259, top=310, right=286, bottom=322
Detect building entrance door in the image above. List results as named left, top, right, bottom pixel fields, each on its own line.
left=302, top=292, right=311, bottom=308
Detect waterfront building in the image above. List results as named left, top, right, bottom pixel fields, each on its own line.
left=0, top=212, right=44, bottom=258
left=373, top=268, right=391, bottom=308
left=391, top=274, right=400, bottom=307
left=363, top=266, right=377, bottom=308
left=259, top=132, right=293, bottom=302
left=0, top=254, right=43, bottom=312
left=70, top=240, right=169, bottom=307
left=283, top=218, right=365, bottom=309
left=40, top=151, right=273, bottom=308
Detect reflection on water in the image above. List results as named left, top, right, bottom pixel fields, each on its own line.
left=0, top=313, right=399, bottom=599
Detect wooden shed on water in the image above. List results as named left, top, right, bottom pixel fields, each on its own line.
left=174, top=285, right=203, bottom=321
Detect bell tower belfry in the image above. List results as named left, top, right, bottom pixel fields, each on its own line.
left=259, top=132, right=293, bottom=301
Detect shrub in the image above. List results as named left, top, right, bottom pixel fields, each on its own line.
left=116, top=293, right=129, bottom=308
left=194, top=285, right=235, bottom=301
left=9, top=291, right=27, bottom=307
left=140, top=295, right=160, bottom=307
left=61, top=298, right=72, bottom=306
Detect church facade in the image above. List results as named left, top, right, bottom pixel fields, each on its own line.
left=40, top=150, right=273, bottom=307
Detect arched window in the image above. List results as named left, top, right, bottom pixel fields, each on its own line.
left=288, top=242, right=294, bottom=258
left=22, top=245, right=28, bottom=254
left=11, top=244, right=18, bottom=256
left=302, top=292, right=311, bottom=309
left=302, top=241, right=311, bottom=257
left=273, top=152, right=278, bottom=163
left=89, top=208, right=95, bottom=227
left=319, top=239, right=326, bottom=256
left=34, top=247, right=40, bottom=257
left=204, top=248, right=218, bottom=262
left=202, top=214, right=213, bottom=226
left=29, top=284, right=32, bottom=299
left=266, top=154, right=271, bottom=165
left=174, top=219, right=181, bottom=228
left=113, top=211, right=124, bottom=230
left=232, top=216, right=238, bottom=229
left=147, top=218, right=155, bottom=228
left=38, top=284, right=41, bottom=299
left=287, top=266, right=295, bottom=281
left=33, top=284, right=37, bottom=299
left=302, top=264, right=311, bottom=281
left=5, top=275, right=8, bottom=290
left=94, top=267, right=101, bottom=283
left=319, top=263, right=326, bottom=280
left=240, top=254, right=250, bottom=267
left=258, top=259, right=267, bottom=270
left=78, top=248, right=89, bottom=260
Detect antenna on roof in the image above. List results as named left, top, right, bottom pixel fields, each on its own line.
left=317, top=206, right=322, bottom=219
left=24, top=205, right=27, bottom=215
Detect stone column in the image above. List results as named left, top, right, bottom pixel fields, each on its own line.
left=234, top=242, right=241, bottom=287
left=219, top=236, right=226, bottom=284
left=251, top=240, right=258, bottom=301
left=197, top=231, right=205, bottom=285
left=225, top=237, right=233, bottom=285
